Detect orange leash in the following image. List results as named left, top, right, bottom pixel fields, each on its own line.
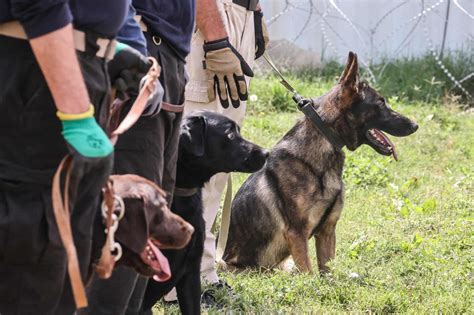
left=110, top=57, right=160, bottom=144
left=51, top=156, right=88, bottom=308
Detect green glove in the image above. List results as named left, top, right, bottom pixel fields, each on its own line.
left=58, top=105, right=113, bottom=158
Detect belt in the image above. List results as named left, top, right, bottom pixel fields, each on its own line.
left=135, top=15, right=148, bottom=32
left=232, top=0, right=259, bottom=11
left=135, top=16, right=162, bottom=46
left=0, top=21, right=116, bottom=60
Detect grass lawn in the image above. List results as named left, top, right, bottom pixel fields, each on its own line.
left=154, top=91, right=473, bottom=313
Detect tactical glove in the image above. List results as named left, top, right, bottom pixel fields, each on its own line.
left=108, top=42, right=151, bottom=100
left=254, top=11, right=269, bottom=59
left=203, top=37, right=254, bottom=108
left=57, top=105, right=113, bottom=158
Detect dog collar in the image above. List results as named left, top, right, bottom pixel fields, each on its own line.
left=262, top=52, right=345, bottom=151
left=297, top=98, right=345, bottom=151
left=174, top=186, right=199, bottom=197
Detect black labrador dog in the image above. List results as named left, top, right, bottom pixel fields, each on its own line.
left=141, top=110, right=268, bottom=314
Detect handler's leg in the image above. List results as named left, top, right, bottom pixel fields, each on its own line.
left=0, top=37, right=111, bottom=315
left=84, top=38, right=186, bottom=315
left=0, top=189, right=67, bottom=315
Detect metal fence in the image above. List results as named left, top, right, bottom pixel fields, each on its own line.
left=259, top=0, right=473, bottom=99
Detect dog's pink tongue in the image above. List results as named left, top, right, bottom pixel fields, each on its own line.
left=148, top=240, right=171, bottom=282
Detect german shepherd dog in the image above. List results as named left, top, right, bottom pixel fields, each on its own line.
left=223, top=52, right=418, bottom=273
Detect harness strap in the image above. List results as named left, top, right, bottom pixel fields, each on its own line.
left=95, top=181, right=116, bottom=279
left=52, top=156, right=88, bottom=309
left=0, top=21, right=116, bottom=60
left=173, top=186, right=199, bottom=197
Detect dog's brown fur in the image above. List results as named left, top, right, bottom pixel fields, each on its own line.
left=223, top=52, right=418, bottom=273
left=92, top=174, right=194, bottom=277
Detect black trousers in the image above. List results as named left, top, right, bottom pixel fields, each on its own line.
left=0, top=36, right=112, bottom=315
left=82, top=37, right=187, bottom=315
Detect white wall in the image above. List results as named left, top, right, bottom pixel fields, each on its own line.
left=262, top=0, right=473, bottom=64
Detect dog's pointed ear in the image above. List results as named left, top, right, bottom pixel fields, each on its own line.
left=339, top=51, right=359, bottom=93
left=180, top=115, right=207, bottom=157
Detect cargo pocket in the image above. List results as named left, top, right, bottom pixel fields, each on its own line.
left=113, top=126, right=161, bottom=180
left=2, top=190, right=50, bottom=265
left=185, top=30, right=211, bottom=104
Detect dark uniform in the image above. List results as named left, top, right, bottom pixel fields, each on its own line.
left=0, top=1, right=128, bottom=314
left=83, top=1, right=196, bottom=314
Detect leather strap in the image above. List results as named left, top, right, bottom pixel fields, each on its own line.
left=52, top=156, right=88, bottom=309
left=95, top=181, right=116, bottom=279
left=110, top=57, right=161, bottom=144
left=215, top=175, right=233, bottom=262
left=161, top=102, right=185, bottom=113
left=262, top=52, right=345, bottom=151
left=298, top=101, right=345, bottom=151
left=0, top=21, right=116, bottom=60
left=174, top=186, right=199, bottom=197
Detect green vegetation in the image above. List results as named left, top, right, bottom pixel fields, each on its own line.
left=248, top=52, right=473, bottom=113
left=155, top=74, right=473, bottom=313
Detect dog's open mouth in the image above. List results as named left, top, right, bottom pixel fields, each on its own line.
left=140, top=239, right=171, bottom=282
left=366, top=128, right=398, bottom=161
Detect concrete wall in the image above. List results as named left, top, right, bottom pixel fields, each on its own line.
left=262, top=0, right=473, bottom=64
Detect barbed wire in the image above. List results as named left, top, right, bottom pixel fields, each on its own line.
left=422, top=17, right=472, bottom=99
left=262, top=0, right=472, bottom=98
left=453, top=0, right=474, bottom=19
left=328, top=0, right=367, bottom=48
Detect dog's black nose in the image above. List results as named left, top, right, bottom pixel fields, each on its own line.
left=411, top=121, right=419, bottom=132
left=263, top=149, right=270, bottom=159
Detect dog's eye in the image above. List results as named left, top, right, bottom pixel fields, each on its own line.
left=227, top=132, right=236, bottom=140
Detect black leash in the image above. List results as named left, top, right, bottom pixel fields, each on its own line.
left=262, top=52, right=345, bottom=151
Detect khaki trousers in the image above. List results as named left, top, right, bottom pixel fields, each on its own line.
left=165, top=0, right=256, bottom=301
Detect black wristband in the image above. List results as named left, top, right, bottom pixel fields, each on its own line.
left=203, top=37, right=231, bottom=52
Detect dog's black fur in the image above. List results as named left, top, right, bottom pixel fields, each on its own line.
left=141, top=110, right=268, bottom=315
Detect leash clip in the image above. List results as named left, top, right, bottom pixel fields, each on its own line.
left=107, top=213, right=122, bottom=262
left=101, top=194, right=125, bottom=261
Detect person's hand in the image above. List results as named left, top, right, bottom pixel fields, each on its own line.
left=254, top=11, right=269, bottom=59
left=57, top=105, right=113, bottom=226
left=203, top=37, right=254, bottom=108
left=108, top=43, right=151, bottom=100
left=57, top=105, right=113, bottom=158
